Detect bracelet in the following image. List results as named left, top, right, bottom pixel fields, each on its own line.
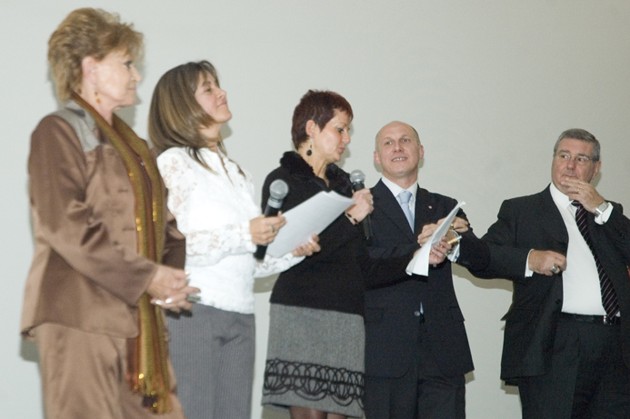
left=345, top=212, right=359, bottom=225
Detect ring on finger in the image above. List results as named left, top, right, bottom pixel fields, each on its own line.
left=550, top=264, right=560, bottom=274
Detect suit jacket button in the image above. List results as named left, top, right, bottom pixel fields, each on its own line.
left=414, top=310, right=421, bottom=317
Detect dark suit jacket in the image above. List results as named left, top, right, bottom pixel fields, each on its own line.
left=474, top=185, right=630, bottom=383
left=365, top=180, right=489, bottom=378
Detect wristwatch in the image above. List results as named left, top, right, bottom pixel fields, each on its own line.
left=595, top=201, right=610, bottom=216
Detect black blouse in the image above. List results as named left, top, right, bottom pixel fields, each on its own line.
left=261, top=151, right=411, bottom=316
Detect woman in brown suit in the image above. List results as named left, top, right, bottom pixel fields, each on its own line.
left=20, top=8, right=197, bottom=419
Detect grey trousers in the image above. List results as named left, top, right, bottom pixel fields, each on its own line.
left=167, top=304, right=255, bottom=419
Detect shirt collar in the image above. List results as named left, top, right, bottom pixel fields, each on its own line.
left=381, top=177, right=417, bottom=201
left=549, top=182, right=572, bottom=209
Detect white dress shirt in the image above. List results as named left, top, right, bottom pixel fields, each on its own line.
left=549, top=183, right=607, bottom=315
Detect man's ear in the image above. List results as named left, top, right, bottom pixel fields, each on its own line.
left=374, top=149, right=381, bottom=166
left=418, top=143, right=425, bottom=162
left=593, top=160, right=602, bottom=178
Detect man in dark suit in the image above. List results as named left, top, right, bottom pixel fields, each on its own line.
left=364, top=121, right=489, bottom=419
left=474, top=128, right=630, bottom=418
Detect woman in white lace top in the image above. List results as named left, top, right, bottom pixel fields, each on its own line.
left=149, top=60, right=319, bottom=419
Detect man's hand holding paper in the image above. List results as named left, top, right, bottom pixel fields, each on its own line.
left=406, top=201, right=466, bottom=276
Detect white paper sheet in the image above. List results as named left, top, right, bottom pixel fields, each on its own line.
left=266, top=191, right=354, bottom=257
left=405, top=201, right=466, bottom=276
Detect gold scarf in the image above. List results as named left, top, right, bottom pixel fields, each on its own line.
left=72, top=93, right=172, bottom=413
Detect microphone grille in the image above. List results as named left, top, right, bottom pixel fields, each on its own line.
left=349, top=169, right=365, bottom=184
left=269, top=179, right=289, bottom=200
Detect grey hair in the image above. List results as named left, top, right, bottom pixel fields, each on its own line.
left=553, top=128, right=600, bottom=161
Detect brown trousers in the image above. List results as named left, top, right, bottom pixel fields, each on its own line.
left=35, top=323, right=185, bottom=419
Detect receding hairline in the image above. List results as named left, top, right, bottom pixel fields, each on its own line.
left=374, top=120, right=421, bottom=150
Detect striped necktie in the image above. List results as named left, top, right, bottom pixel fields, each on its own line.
left=572, top=200, right=619, bottom=318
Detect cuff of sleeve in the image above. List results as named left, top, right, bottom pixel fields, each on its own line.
left=286, top=254, right=305, bottom=267
left=594, top=204, right=613, bottom=225
left=241, top=220, right=256, bottom=252
left=525, top=249, right=534, bottom=277
left=447, top=243, right=461, bottom=262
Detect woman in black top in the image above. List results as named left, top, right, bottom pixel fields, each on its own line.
left=261, top=90, right=412, bottom=419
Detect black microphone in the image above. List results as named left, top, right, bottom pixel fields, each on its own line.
left=255, top=179, right=289, bottom=260
left=349, top=169, right=373, bottom=241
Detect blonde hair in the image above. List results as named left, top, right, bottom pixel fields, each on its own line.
left=48, top=8, right=143, bottom=101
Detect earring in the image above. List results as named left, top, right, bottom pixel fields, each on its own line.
left=306, top=141, right=313, bottom=156
left=94, top=90, right=101, bottom=105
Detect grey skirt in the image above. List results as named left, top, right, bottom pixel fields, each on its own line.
left=262, top=304, right=365, bottom=418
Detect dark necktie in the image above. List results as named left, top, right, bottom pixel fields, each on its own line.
left=572, top=201, right=619, bottom=318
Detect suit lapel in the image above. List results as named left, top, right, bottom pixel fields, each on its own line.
left=373, top=180, right=416, bottom=240
left=414, top=186, right=433, bottom=234
left=537, top=186, right=569, bottom=252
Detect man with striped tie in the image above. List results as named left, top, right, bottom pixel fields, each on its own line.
left=474, top=128, right=630, bottom=418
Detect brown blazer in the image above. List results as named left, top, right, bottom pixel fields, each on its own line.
left=21, top=102, right=185, bottom=339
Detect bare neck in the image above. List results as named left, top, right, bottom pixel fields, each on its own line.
left=298, top=149, right=328, bottom=181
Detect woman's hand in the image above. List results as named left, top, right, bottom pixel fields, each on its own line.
left=250, top=214, right=286, bottom=245
left=346, top=188, right=374, bottom=223
left=292, top=234, right=321, bottom=257
left=148, top=265, right=200, bottom=312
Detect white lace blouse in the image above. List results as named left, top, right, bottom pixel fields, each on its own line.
left=157, top=147, right=300, bottom=314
